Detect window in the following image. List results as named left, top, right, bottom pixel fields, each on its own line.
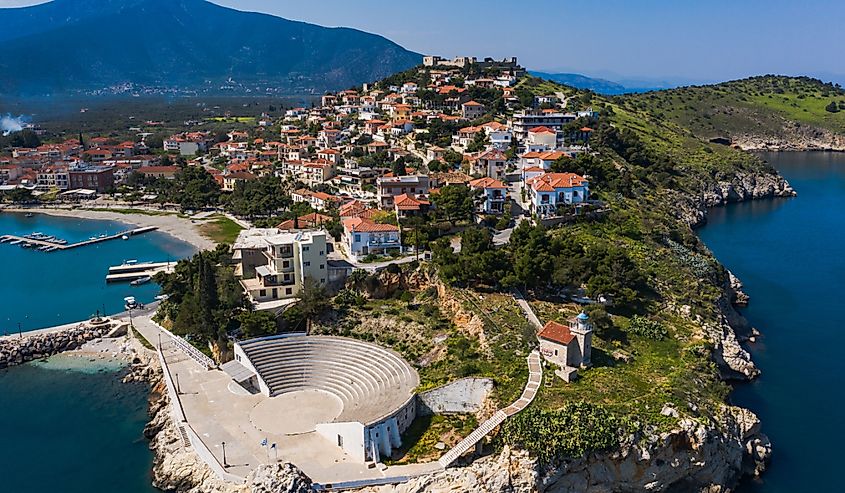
left=303, top=246, right=309, bottom=252
left=320, top=264, right=324, bottom=270
left=319, top=251, right=324, bottom=256
left=286, top=288, right=293, bottom=295
left=354, top=234, right=361, bottom=242
left=259, top=289, right=266, bottom=297
left=304, top=261, right=311, bottom=267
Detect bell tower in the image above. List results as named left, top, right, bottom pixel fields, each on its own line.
left=570, top=312, right=593, bottom=367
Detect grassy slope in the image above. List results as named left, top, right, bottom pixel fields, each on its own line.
left=618, top=76, right=845, bottom=140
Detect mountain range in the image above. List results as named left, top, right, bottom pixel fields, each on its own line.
left=529, top=71, right=669, bottom=95
left=0, top=0, right=422, bottom=96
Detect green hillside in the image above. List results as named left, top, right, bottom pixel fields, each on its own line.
left=617, top=76, right=845, bottom=142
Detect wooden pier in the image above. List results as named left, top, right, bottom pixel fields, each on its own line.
left=0, top=226, right=158, bottom=252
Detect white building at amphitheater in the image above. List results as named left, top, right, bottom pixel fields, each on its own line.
left=227, top=334, right=419, bottom=463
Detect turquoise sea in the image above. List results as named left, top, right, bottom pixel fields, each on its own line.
left=699, top=152, right=845, bottom=492
left=0, top=212, right=195, bottom=493
left=0, top=212, right=195, bottom=333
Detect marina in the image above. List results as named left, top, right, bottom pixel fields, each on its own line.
left=0, top=226, right=159, bottom=252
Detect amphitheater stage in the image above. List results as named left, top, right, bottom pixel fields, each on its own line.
left=250, top=390, right=343, bottom=435
left=128, top=313, right=445, bottom=486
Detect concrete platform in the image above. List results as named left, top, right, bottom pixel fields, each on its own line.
left=250, top=390, right=343, bottom=436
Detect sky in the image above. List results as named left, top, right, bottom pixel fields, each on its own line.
left=1, top=0, right=843, bottom=86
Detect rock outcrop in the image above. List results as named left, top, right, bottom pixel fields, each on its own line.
left=675, top=171, right=796, bottom=228
left=731, top=119, right=845, bottom=152
left=538, top=405, right=770, bottom=493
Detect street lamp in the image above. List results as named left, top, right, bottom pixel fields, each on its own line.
left=221, top=441, right=227, bottom=467
left=175, top=373, right=181, bottom=394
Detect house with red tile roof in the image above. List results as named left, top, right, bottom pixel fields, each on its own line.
left=341, top=217, right=402, bottom=260
left=277, top=213, right=333, bottom=231
left=291, top=189, right=344, bottom=211
left=461, top=100, right=486, bottom=120
left=392, top=193, right=430, bottom=218
left=469, top=177, right=508, bottom=214
left=538, top=313, right=593, bottom=382
left=525, top=172, right=590, bottom=218
left=467, top=148, right=508, bottom=181
left=137, top=165, right=179, bottom=180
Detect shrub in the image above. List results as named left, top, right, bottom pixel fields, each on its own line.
left=627, top=316, right=669, bottom=340
left=500, top=403, right=632, bottom=465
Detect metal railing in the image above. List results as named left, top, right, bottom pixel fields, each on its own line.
left=152, top=319, right=217, bottom=370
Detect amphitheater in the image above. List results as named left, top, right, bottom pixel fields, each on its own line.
left=230, top=334, right=419, bottom=463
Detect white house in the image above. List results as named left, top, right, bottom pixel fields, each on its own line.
left=526, top=126, right=559, bottom=150
left=469, top=177, right=508, bottom=215
left=525, top=172, right=590, bottom=218
left=341, top=217, right=402, bottom=259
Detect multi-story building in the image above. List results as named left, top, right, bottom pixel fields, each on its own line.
left=36, top=166, right=69, bottom=190
left=68, top=166, right=115, bottom=193
left=233, top=229, right=329, bottom=311
left=511, top=110, right=576, bottom=141
left=376, top=175, right=430, bottom=209
left=280, top=160, right=335, bottom=186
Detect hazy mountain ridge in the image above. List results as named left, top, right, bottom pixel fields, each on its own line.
left=0, top=0, right=422, bottom=96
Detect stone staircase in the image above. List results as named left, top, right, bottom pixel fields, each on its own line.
left=438, top=410, right=507, bottom=468
left=438, top=351, right=543, bottom=468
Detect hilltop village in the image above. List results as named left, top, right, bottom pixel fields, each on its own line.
left=0, top=58, right=798, bottom=492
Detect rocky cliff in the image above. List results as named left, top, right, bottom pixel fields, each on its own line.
left=361, top=404, right=770, bottom=493
left=731, top=119, right=845, bottom=152
left=673, top=170, right=796, bottom=228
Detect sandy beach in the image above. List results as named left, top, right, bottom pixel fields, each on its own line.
left=3, top=206, right=217, bottom=251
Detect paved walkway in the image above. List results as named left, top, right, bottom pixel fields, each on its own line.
left=512, top=289, right=543, bottom=329
left=438, top=350, right=542, bottom=468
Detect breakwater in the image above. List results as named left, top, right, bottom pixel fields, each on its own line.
left=0, top=320, right=121, bottom=368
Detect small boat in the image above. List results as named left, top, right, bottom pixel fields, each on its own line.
left=121, top=235, right=129, bottom=240
left=21, top=243, right=32, bottom=248
left=9, top=240, right=22, bottom=245
left=130, top=276, right=152, bottom=286
left=89, top=236, right=97, bottom=241
left=25, top=213, right=34, bottom=218
left=0, top=237, right=10, bottom=243
left=99, top=234, right=107, bottom=238
left=123, top=259, right=139, bottom=265
left=124, top=296, right=138, bottom=310
left=37, top=245, right=51, bottom=251
left=154, top=294, right=170, bottom=302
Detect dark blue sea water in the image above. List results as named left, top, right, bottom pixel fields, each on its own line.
left=0, top=212, right=195, bottom=333
left=0, top=358, right=158, bottom=493
left=699, top=152, right=845, bottom=492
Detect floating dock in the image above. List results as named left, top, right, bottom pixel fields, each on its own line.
left=106, top=261, right=177, bottom=283
left=0, top=226, right=158, bottom=252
